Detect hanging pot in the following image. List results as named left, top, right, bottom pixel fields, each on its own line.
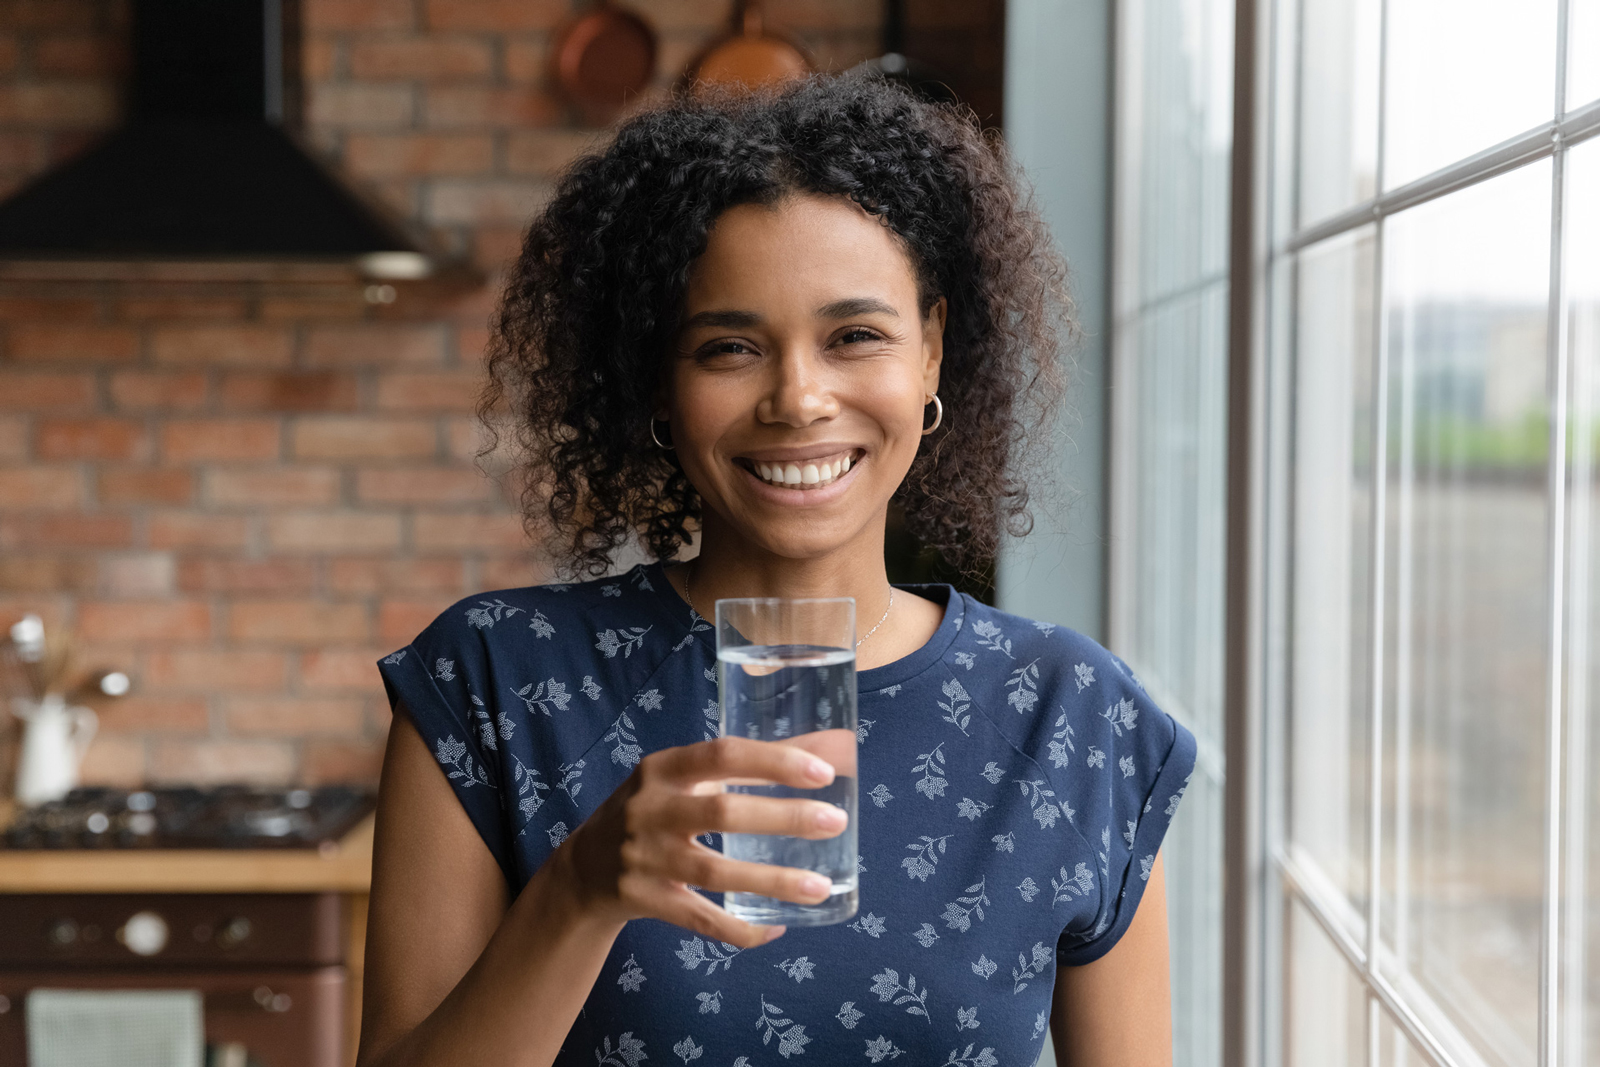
left=553, top=0, right=658, bottom=125
left=689, top=0, right=811, bottom=91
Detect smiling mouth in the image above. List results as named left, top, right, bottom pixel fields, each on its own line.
left=736, top=449, right=861, bottom=490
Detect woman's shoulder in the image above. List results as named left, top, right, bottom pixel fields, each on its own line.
left=946, top=598, right=1151, bottom=711
left=416, top=564, right=677, bottom=648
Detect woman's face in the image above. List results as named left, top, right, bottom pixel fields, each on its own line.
left=665, top=193, right=945, bottom=562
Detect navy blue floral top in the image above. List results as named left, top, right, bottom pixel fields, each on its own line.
left=377, top=561, right=1195, bottom=1067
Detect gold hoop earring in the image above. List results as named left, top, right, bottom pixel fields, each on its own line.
left=921, top=394, right=943, bottom=435
left=650, top=418, right=673, bottom=450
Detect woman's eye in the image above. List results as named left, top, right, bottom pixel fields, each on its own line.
left=838, top=328, right=880, bottom=345
left=698, top=340, right=754, bottom=359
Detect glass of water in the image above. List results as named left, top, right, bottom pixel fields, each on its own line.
left=715, top=597, right=859, bottom=926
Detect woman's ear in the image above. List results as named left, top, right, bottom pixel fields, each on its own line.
left=922, top=297, right=948, bottom=396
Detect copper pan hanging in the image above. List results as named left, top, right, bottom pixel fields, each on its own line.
left=552, top=0, right=657, bottom=125
left=688, top=0, right=812, bottom=92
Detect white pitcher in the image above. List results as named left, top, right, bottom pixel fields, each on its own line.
left=13, top=694, right=97, bottom=806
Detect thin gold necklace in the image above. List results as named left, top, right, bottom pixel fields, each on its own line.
left=682, top=561, right=895, bottom=649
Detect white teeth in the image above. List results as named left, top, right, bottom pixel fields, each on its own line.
left=783, top=464, right=801, bottom=484
left=757, top=463, right=771, bottom=481
left=801, top=464, right=820, bottom=484
left=746, top=453, right=859, bottom=488
left=829, top=459, right=842, bottom=478
left=841, top=454, right=851, bottom=472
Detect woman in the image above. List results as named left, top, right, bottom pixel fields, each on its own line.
left=362, top=75, right=1195, bottom=1067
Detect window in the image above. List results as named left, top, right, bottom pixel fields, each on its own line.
left=1261, top=0, right=1600, bottom=1064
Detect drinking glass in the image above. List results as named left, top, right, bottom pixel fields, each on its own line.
left=715, top=597, right=859, bottom=926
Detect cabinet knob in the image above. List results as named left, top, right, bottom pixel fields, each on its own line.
left=118, top=911, right=169, bottom=956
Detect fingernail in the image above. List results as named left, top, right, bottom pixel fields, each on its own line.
left=805, top=758, right=833, bottom=783
left=800, top=873, right=830, bottom=898
left=764, top=925, right=787, bottom=942
left=814, top=806, right=847, bottom=829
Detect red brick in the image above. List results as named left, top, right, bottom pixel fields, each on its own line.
left=343, top=132, right=493, bottom=177
left=303, top=738, right=387, bottom=785
left=176, top=557, right=317, bottom=594
left=98, top=467, right=194, bottom=505
left=36, top=416, right=146, bottom=460
left=205, top=467, right=342, bottom=507
left=32, top=34, right=128, bottom=76
left=147, top=512, right=250, bottom=550
left=0, top=514, right=132, bottom=549
left=151, top=325, right=293, bottom=367
left=149, top=740, right=296, bottom=786
left=505, top=130, right=598, bottom=176
left=79, top=600, right=212, bottom=642
left=414, top=510, right=528, bottom=550
left=377, top=597, right=452, bottom=642
left=0, top=416, right=24, bottom=460
left=502, top=35, right=549, bottom=83
left=299, top=648, right=393, bottom=691
left=356, top=466, right=494, bottom=506
left=229, top=600, right=370, bottom=644
left=116, top=297, right=251, bottom=319
left=0, top=38, right=17, bottom=75
left=423, top=86, right=561, bottom=128
left=328, top=557, right=463, bottom=595
left=78, top=734, right=146, bottom=787
left=162, top=418, right=281, bottom=461
left=304, top=34, right=338, bottom=79
left=266, top=512, right=403, bottom=552
left=9, top=324, right=137, bottom=363
left=0, top=555, right=96, bottom=592
left=304, top=0, right=416, bottom=30
left=427, top=178, right=549, bottom=225
left=0, top=82, right=117, bottom=125
left=471, top=227, right=524, bottom=272
left=0, top=297, right=99, bottom=320
left=348, top=36, right=493, bottom=78
left=109, top=371, right=209, bottom=410
left=96, top=553, right=176, bottom=597
left=226, top=696, right=365, bottom=736
left=0, top=371, right=96, bottom=409
left=303, top=324, right=446, bottom=366
left=292, top=417, right=435, bottom=460
left=143, top=649, right=287, bottom=692
left=373, top=369, right=482, bottom=411
left=98, top=695, right=208, bottom=733
left=478, top=553, right=550, bottom=590
left=0, top=466, right=82, bottom=507
left=423, top=0, right=566, bottom=31
left=219, top=371, right=359, bottom=412
left=307, top=82, right=414, bottom=127
left=257, top=294, right=368, bottom=321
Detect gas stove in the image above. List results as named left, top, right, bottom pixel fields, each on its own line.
left=3, top=786, right=376, bottom=850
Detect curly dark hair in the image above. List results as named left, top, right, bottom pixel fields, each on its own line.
left=482, top=73, right=1073, bottom=580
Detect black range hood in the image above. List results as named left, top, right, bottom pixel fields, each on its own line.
left=0, top=0, right=433, bottom=279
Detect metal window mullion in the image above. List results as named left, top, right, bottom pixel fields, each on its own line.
left=1540, top=125, right=1572, bottom=1067
left=1284, top=98, right=1600, bottom=255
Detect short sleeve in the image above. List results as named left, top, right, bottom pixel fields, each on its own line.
left=376, top=617, right=516, bottom=887
left=1051, top=650, right=1197, bottom=966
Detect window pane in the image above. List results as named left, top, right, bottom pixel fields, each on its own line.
left=1573, top=0, right=1600, bottom=110
left=1290, top=227, right=1378, bottom=911
left=1126, top=0, right=1234, bottom=305
left=1125, top=286, right=1229, bottom=734
left=1383, top=0, right=1557, bottom=190
left=1297, top=0, right=1381, bottom=227
left=1569, top=137, right=1600, bottom=1067
left=1374, top=1005, right=1433, bottom=1067
left=1286, top=897, right=1368, bottom=1066
left=1383, top=161, right=1552, bottom=1067
left=1167, top=764, right=1224, bottom=1067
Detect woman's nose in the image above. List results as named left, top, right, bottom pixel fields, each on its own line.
left=756, top=348, right=839, bottom=427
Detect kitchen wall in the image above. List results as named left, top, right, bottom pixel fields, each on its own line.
left=0, top=0, right=891, bottom=790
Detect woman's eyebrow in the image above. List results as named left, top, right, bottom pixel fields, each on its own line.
left=682, top=308, right=762, bottom=329
left=817, top=297, right=899, bottom=320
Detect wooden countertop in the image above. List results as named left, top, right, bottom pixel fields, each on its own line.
left=0, top=802, right=374, bottom=894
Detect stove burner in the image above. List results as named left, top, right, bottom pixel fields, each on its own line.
left=3, top=786, right=376, bottom=850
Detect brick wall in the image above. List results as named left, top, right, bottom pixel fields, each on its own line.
left=0, top=0, right=880, bottom=789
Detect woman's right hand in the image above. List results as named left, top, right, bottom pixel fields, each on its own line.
left=550, top=735, right=848, bottom=948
